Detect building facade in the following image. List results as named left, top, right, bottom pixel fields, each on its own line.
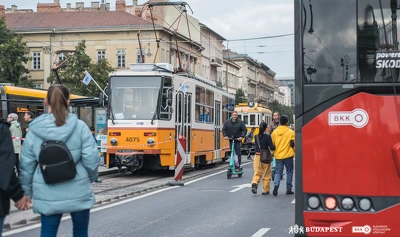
left=2, top=2, right=201, bottom=89
left=277, top=76, right=294, bottom=107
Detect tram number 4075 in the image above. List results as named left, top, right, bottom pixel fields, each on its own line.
left=125, top=137, right=140, bottom=142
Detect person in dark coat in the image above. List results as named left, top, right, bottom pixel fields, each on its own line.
left=0, top=119, right=31, bottom=236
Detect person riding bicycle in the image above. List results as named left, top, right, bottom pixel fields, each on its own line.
left=222, top=111, right=247, bottom=172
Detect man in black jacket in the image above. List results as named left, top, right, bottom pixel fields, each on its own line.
left=222, top=111, right=247, bottom=171
left=0, top=119, right=30, bottom=236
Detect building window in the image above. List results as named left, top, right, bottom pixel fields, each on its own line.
left=32, top=52, right=41, bottom=70
left=136, top=49, right=144, bottom=63
left=117, top=50, right=126, bottom=68
left=97, top=50, right=106, bottom=62
left=161, top=49, right=165, bottom=63
left=58, top=52, right=66, bottom=63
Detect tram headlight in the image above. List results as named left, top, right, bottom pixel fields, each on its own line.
left=110, top=138, right=118, bottom=146
left=359, top=198, right=372, bottom=211
left=341, top=197, right=354, bottom=210
left=147, top=138, right=155, bottom=147
left=324, top=197, right=337, bottom=210
left=307, top=196, right=320, bottom=209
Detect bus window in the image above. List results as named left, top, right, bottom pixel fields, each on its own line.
left=238, top=114, right=242, bottom=120
left=250, top=114, right=256, bottom=126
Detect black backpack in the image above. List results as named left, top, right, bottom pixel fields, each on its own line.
left=38, top=135, right=77, bottom=185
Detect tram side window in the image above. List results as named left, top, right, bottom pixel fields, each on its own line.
left=250, top=114, right=256, bottom=126
left=205, top=90, right=214, bottom=124
left=160, top=77, right=172, bottom=120
left=222, top=95, right=229, bottom=123
left=195, top=86, right=205, bottom=123
left=243, top=115, right=249, bottom=125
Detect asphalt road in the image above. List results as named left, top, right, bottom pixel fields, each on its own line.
left=4, top=160, right=295, bottom=237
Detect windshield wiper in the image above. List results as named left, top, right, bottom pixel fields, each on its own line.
left=151, top=88, right=162, bottom=125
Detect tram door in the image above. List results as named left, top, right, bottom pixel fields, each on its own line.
left=175, top=92, right=192, bottom=165
left=214, top=101, right=221, bottom=160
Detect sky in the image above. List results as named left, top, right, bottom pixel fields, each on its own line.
left=0, top=0, right=294, bottom=78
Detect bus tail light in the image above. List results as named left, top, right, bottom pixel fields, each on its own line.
left=325, top=197, right=337, bottom=210
left=307, top=196, right=320, bottom=209
left=359, top=198, right=372, bottom=211
left=341, top=197, right=354, bottom=210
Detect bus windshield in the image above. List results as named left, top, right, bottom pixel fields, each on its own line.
left=109, top=76, right=162, bottom=120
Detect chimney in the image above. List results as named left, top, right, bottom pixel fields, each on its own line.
left=37, top=3, right=61, bottom=12
left=11, top=4, right=17, bottom=11
left=106, top=3, right=110, bottom=11
left=76, top=2, right=84, bottom=10
left=67, top=3, right=71, bottom=9
left=54, top=0, right=60, bottom=3
left=0, top=5, right=5, bottom=16
left=133, top=0, right=138, bottom=6
left=91, top=2, right=99, bottom=9
left=116, top=0, right=126, bottom=12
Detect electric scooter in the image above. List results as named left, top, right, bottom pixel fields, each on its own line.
left=227, top=137, right=244, bottom=179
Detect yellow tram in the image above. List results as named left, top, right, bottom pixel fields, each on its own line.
left=104, top=63, right=235, bottom=173
left=235, top=102, right=272, bottom=151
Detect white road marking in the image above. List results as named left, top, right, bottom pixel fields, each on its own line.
left=229, top=183, right=251, bottom=192
left=292, top=199, right=295, bottom=203
left=4, top=162, right=253, bottom=235
left=251, top=228, right=271, bottom=237
left=185, top=162, right=252, bottom=185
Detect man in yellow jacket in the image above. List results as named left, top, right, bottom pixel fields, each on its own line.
left=271, top=115, right=295, bottom=196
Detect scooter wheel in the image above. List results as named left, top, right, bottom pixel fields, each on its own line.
left=238, top=173, right=243, bottom=178
left=227, top=169, right=232, bottom=179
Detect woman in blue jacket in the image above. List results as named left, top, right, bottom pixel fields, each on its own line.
left=19, top=85, right=100, bottom=237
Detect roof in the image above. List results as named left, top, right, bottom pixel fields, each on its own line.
left=5, top=11, right=153, bottom=31
left=199, top=22, right=226, bottom=41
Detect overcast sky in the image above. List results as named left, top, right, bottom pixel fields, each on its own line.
left=0, top=0, right=294, bottom=78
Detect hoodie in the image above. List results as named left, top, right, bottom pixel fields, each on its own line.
left=10, top=120, right=22, bottom=153
left=19, top=113, right=100, bottom=215
left=271, top=125, right=295, bottom=159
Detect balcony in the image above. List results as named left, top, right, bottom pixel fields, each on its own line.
left=210, top=57, right=223, bottom=67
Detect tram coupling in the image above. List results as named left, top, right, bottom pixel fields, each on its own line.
left=115, top=150, right=144, bottom=174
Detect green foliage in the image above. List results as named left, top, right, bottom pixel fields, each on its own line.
left=235, top=88, right=246, bottom=105
left=0, top=17, right=32, bottom=87
left=47, top=40, right=114, bottom=96
left=268, top=100, right=295, bottom=123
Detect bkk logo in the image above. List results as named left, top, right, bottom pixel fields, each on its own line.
left=352, top=225, right=372, bottom=234
left=328, top=109, right=369, bottom=128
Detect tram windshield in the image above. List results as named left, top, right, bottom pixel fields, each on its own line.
left=109, top=76, right=162, bottom=120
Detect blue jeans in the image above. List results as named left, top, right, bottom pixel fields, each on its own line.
left=41, top=209, right=90, bottom=237
left=273, top=156, right=294, bottom=190
left=0, top=216, right=5, bottom=237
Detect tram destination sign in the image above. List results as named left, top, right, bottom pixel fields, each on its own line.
left=376, top=50, right=400, bottom=68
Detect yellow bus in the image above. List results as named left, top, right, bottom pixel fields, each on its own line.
left=0, top=84, right=87, bottom=134
left=235, top=102, right=272, bottom=152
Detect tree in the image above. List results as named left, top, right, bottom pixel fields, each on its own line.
left=47, top=40, right=114, bottom=96
left=235, top=88, right=246, bottom=105
left=0, top=17, right=32, bottom=87
left=268, top=100, right=295, bottom=123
